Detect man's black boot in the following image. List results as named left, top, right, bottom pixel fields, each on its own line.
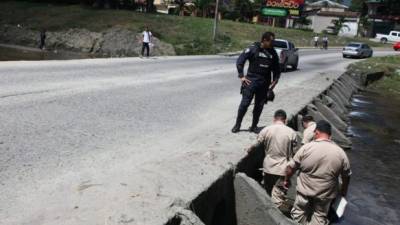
left=249, top=125, right=258, bottom=133
left=231, top=124, right=241, bottom=133
left=250, top=109, right=261, bottom=133
left=249, top=119, right=259, bottom=133
left=232, top=108, right=246, bottom=133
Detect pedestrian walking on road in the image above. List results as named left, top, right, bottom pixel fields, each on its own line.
left=313, top=35, right=319, bottom=48
left=301, top=115, right=316, bottom=145
left=39, top=28, right=46, bottom=50
left=284, top=120, right=351, bottom=225
left=322, top=36, right=328, bottom=50
left=231, top=31, right=281, bottom=133
left=257, top=109, right=298, bottom=209
left=141, top=26, right=152, bottom=57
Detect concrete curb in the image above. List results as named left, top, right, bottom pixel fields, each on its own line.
left=162, top=69, right=387, bottom=225
left=234, top=173, right=299, bottom=225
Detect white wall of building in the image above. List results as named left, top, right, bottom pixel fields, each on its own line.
left=338, top=22, right=359, bottom=37
left=308, top=15, right=359, bottom=36
left=309, top=15, right=337, bottom=33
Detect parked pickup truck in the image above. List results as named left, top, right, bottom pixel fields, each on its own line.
left=376, top=30, right=400, bottom=44
left=273, top=39, right=299, bottom=72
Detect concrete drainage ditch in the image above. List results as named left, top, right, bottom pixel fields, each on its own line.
left=165, top=71, right=384, bottom=225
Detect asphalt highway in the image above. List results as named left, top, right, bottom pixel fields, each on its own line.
left=0, top=49, right=396, bottom=225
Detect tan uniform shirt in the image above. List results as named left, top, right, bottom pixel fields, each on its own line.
left=258, top=121, right=298, bottom=176
left=302, top=121, right=316, bottom=145
left=289, top=139, right=351, bottom=199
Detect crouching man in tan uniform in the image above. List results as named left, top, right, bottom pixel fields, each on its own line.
left=301, top=115, right=316, bottom=145
left=257, top=109, right=298, bottom=208
left=284, top=120, right=351, bottom=225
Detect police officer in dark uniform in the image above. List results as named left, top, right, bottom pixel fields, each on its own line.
left=232, top=32, right=281, bottom=133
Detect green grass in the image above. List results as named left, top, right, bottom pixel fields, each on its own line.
left=0, top=1, right=390, bottom=55
left=348, top=56, right=400, bottom=97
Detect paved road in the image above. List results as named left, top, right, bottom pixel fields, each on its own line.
left=0, top=50, right=395, bottom=225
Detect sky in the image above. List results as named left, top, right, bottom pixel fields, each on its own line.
left=306, top=0, right=353, bottom=7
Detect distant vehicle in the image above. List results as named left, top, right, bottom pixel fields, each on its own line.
left=342, top=43, right=373, bottom=58
left=394, top=42, right=400, bottom=51
left=273, top=39, right=299, bottom=72
left=375, top=30, right=400, bottom=44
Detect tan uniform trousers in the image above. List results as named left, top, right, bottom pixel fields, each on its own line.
left=291, top=192, right=332, bottom=225
left=263, top=173, right=286, bottom=208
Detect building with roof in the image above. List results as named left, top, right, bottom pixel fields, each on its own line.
left=303, top=0, right=359, bottom=35
left=365, top=0, right=400, bottom=37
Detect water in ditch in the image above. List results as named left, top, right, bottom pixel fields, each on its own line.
left=333, top=91, right=400, bottom=225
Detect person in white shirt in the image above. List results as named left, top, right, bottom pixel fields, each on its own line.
left=141, top=26, right=152, bottom=57
left=313, top=35, right=319, bottom=48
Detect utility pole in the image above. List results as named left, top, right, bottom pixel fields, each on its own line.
left=213, top=0, right=220, bottom=41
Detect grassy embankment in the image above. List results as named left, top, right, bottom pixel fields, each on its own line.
left=0, top=1, right=389, bottom=55
left=348, top=56, right=400, bottom=98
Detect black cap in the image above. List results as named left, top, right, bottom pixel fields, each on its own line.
left=316, top=120, right=332, bottom=135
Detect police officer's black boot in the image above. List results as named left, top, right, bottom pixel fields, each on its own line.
left=232, top=109, right=246, bottom=133
left=249, top=126, right=257, bottom=133
left=249, top=121, right=258, bottom=133
left=231, top=124, right=240, bottom=133
left=249, top=110, right=262, bottom=133
left=231, top=117, right=242, bottom=133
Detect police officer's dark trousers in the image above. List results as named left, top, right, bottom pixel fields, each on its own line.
left=235, top=78, right=269, bottom=129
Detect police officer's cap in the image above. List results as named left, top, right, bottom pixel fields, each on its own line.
left=315, top=120, right=332, bottom=135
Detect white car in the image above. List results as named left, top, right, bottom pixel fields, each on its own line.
left=376, top=30, right=400, bottom=44
left=273, top=39, right=299, bottom=72
left=342, top=43, right=373, bottom=58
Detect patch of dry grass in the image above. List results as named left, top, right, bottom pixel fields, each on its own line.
left=348, top=56, right=400, bottom=97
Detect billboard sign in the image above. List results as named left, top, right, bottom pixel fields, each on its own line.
left=261, top=0, right=305, bottom=18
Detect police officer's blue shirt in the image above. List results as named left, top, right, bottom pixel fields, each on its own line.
left=236, top=42, right=280, bottom=84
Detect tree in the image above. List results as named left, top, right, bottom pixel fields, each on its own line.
left=358, top=15, right=371, bottom=37
left=297, top=16, right=311, bottom=29
left=331, top=16, right=345, bottom=35
left=350, top=0, right=366, bottom=12
left=146, top=0, right=156, bottom=12
left=194, top=0, right=213, bottom=17
left=234, top=0, right=253, bottom=22
left=82, top=0, right=153, bottom=12
left=92, top=0, right=111, bottom=8
left=175, top=0, right=186, bottom=16
left=385, top=0, right=400, bottom=15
